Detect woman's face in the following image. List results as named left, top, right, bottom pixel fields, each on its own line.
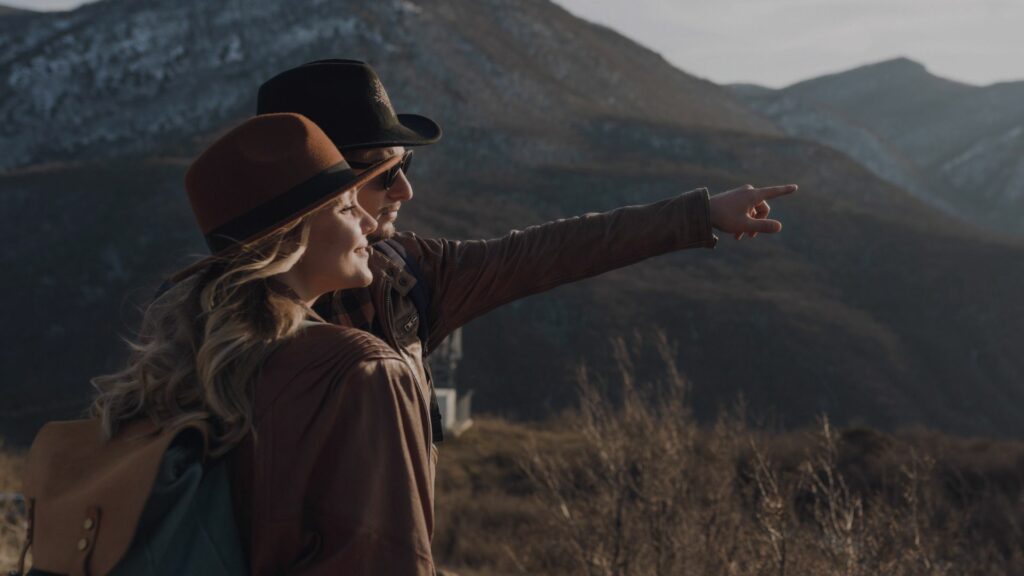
left=291, top=189, right=378, bottom=296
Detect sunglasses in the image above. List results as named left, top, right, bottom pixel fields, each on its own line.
left=348, top=150, right=414, bottom=190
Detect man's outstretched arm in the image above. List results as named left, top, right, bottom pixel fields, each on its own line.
left=397, top=183, right=796, bottom=350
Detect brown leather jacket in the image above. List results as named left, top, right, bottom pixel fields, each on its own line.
left=228, top=324, right=435, bottom=576
left=321, top=186, right=717, bottom=437
left=234, top=187, right=716, bottom=575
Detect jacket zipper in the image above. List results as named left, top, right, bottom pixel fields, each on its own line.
left=378, top=258, right=436, bottom=442
left=381, top=279, right=398, bottom=349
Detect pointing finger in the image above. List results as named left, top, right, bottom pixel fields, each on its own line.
left=755, top=184, right=798, bottom=201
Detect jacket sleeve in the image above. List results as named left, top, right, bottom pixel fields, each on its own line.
left=307, top=356, right=434, bottom=575
left=400, top=187, right=718, bottom=350
left=249, top=354, right=435, bottom=576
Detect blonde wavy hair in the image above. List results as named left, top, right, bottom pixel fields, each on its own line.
left=90, top=213, right=321, bottom=456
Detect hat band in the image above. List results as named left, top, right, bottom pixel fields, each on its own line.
left=204, top=161, right=356, bottom=253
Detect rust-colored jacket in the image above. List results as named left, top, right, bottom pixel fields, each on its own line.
left=233, top=188, right=716, bottom=575
left=230, top=187, right=717, bottom=574
left=322, top=186, right=718, bottom=424
left=228, top=324, right=435, bottom=576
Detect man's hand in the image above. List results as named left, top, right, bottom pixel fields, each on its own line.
left=709, top=184, right=798, bottom=240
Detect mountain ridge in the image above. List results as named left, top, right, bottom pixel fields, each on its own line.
left=732, top=57, right=1024, bottom=236
left=0, top=4, right=32, bottom=16
left=0, top=0, right=777, bottom=171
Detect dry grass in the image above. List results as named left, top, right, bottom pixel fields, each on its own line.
left=435, top=333, right=1024, bottom=575
left=0, top=441, right=27, bottom=574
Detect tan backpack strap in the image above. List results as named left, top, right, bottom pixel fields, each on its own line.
left=15, top=496, right=34, bottom=576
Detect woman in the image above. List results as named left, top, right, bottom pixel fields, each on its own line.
left=22, top=113, right=435, bottom=575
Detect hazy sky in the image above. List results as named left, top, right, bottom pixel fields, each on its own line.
left=552, top=0, right=1021, bottom=87
left=3, top=0, right=81, bottom=10
left=5, top=0, right=1020, bottom=88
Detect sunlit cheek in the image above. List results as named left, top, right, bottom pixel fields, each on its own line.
left=358, top=190, right=386, bottom=215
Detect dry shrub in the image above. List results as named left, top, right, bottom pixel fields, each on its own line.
left=521, top=332, right=758, bottom=575
left=0, top=442, right=28, bottom=574
left=514, top=331, right=1024, bottom=576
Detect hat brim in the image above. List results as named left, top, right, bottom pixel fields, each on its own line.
left=164, top=153, right=403, bottom=288
left=337, top=113, right=442, bottom=151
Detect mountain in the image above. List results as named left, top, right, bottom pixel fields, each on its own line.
left=732, top=58, right=1024, bottom=236
left=0, top=4, right=32, bottom=16
left=2, top=0, right=1023, bottom=446
left=0, top=0, right=776, bottom=171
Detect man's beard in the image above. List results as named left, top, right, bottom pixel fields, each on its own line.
left=368, top=221, right=397, bottom=243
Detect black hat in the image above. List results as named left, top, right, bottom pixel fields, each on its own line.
left=257, top=59, right=442, bottom=151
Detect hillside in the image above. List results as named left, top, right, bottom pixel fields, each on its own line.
left=2, top=0, right=1023, bottom=445
left=0, top=4, right=31, bottom=16
left=0, top=0, right=776, bottom=171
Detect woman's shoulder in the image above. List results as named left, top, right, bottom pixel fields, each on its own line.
left=255, top=324, right=412, bottom=412
left=270, top=323, right=400, bottom=365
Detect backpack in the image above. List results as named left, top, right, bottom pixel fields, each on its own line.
left=16, top=420, right=246, bottom=576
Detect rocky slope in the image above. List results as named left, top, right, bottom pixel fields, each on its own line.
left=0, top=0, right=775, bottom=170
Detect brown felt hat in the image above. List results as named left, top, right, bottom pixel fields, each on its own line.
left=168, top=113, right=400, bottom=284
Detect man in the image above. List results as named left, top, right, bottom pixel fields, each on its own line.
left=256, top=57, right=795, bottom=566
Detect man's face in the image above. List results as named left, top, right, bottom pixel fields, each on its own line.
left=347, top=146, right=413, bottom=242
